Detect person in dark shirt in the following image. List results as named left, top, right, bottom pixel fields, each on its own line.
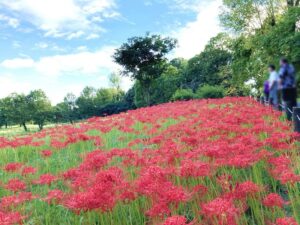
left=278, top=58, right=297, bottom=121
left=263, top=80, right=270, bottom=103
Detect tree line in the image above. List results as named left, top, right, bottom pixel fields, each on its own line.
left=0, top=82, right=130, bottom=131
left=1, top=0, right=299, bottom=131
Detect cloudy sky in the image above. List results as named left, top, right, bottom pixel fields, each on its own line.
left=0, top=0, right=222, bottom=104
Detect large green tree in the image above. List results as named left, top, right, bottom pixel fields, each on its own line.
left=27, top=89, right=52, bottom=130
left=185, top=43, right=232, bottom=90
left=76, top=86, right=97, bottom=119
left=113, top=33, right=177, bottom=106
left=7, top=93, right=31, bottom=131
left=220, top=0, right=299, bottom=33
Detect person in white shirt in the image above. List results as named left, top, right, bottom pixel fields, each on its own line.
left=268, top=64, right=279, bottom=108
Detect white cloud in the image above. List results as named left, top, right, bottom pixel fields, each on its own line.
left=36, top=46, right=119, bottom=76
left=0, top=0, right=119, bottom=39
left=76, top=46, right=88, bottom=52
left=0, top=74, right=32, bottom=98
left=0, top=14, right=19, bottom=28
left=35, top=42, right=49, bottom=49
left=148, top=0, right=203, bottom=12
left=86, top=33, right=100, bottom=40
left=1, top=58, right=34, bottom=69
left=0, top=46, right=119, bottom=76
left=66, top=30, right=85, bottom=40
left=121, top=77, right=134, bottom=92
left=173, top=0, right=222, bottom=58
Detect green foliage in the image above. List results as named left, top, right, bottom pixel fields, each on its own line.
left=185, top=38, right=232, bottom=90
left=27, top=89, right=52, bottom=130
left=109, top=72, right=122, bottom=90
left=171, top=89, right=195, bottom=101
left=227, top=6, right=300, bottom=92
left=220, top=0, right=288, bottom=33
left=113, top=33, right=177, bottom=105
left=6, top=93, right=31, bottom=131
left=196, top=85, right=225, bottom=99
left=134, top=64, right=183, bottom=107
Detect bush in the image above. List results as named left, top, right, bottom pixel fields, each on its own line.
left=196, top=85, right=225, bottom=99
left=172, top=89, right=195, bottom=101
left=95, top=101, right=133, bottom=117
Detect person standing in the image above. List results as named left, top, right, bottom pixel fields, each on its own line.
left=278, top=58, right=297, bottom=121
left=263, top=80, right=270, bottom=104
left=268, top=65, right=279, bottom=108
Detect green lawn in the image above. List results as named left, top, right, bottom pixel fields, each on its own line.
left=0, top=124, right=57, bottom=137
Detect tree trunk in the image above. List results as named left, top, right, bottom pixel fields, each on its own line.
left=143, top=86, right=151, bottom=106
left=5, top=122, right=7, bottom=129
left=287, top=0, right=299, bottom=6
left=268, top=0, right=276, bottom=26
left=38, top=123, right=43, bottom=130
left=22, top=122, right=28, bottom=131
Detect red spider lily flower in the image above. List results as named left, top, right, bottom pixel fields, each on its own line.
left=162, top=215, right=191, bottom=225
left=263, top=193, right=287, bottom=208
left=1, top=192, right=34, bottom=208
left=146, top=202, right=171, bottom=218
left=41, top=150, right=53, bottom=157
left=0, top=210, right=23, bottom=225
left=278, top=171, right=300, bottom=185
left=79, top=150, right=108, bottom=171
left=275, top=217, right=298, bottom=225
left=5, top=179, right=26, bottom=192
left=63, top=167, right=125, bottom=212
left=180, top=160, right=212, bottom=178
left=21, top=166, right=37, bottom=176
left=233, top=181, right=262, bottom=199
left=201, top=197, right=240, bottom=225
left=33, top=174, right=57, bottom=185
left=4, top=162, right=23, bottom=172
left=44, top=189, right=64, bottom=204
left=118, top=182, right=137, bottom=202
left=135, top=166, right=189, bottom=210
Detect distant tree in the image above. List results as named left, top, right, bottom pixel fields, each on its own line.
left=7, top=93, right=31, bottom=131
left=185, top=46, right=232, bottom=90
left=134, top=64, right=182, bottom=106
left=76, top=87, right=97, bottom=118
left=113, top=33, right=177, bottom=106
left=27, top=89, right=52, bottom=130
left=0, top=98, right=11, bottom=128
left=95, top=88, right=124, bottom=106
left=64, top=93, right=77, bottom=111
left=109, top=72, right=122, bottom=90
left=55, top=93, right=78, bottom=124
left=170, top=58, right=188, bottom=72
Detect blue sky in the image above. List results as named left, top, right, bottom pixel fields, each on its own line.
left=0, top=0, right=222, bottom=104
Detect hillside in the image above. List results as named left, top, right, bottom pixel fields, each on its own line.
left=0, top=97, right=299, bottom=225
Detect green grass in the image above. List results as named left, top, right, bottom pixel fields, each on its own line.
left=0, top=99, right=299, bottom=225
left=0, top=124, right=60, bottom=137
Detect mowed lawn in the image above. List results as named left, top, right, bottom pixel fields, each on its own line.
left=0, top=97, right=299, bottom=225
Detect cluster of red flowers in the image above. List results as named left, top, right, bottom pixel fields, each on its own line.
left=0, top=97, right=299, bottom=224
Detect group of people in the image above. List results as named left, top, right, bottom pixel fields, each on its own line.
left=263, top=58, right=297, bottom=121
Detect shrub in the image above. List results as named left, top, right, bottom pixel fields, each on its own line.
left=172, top=89, right=195, bottom=101
left=196, top=85, right=225, bottom=99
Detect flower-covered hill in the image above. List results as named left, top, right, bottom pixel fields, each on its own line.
left=0, top=97, right=300, bottom=225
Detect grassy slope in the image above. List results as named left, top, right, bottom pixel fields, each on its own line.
left=0, top=98, right=299, bottom=225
